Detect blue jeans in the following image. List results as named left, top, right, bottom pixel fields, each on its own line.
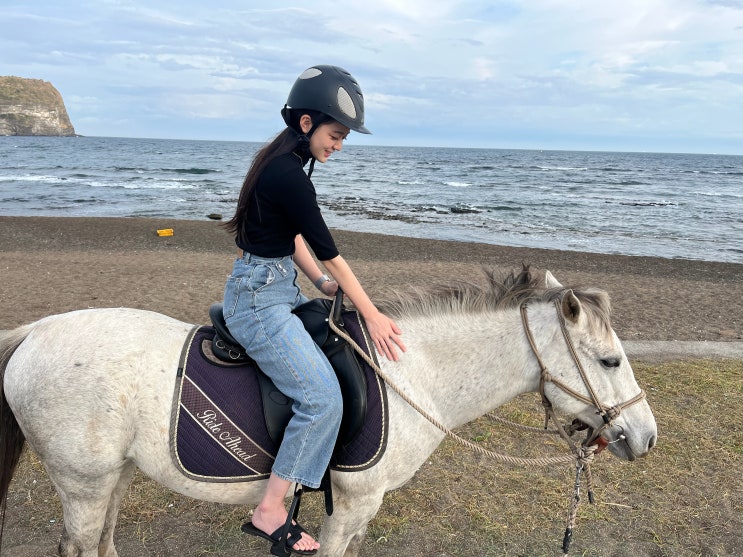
left=223, top=253, right=342, bottom=489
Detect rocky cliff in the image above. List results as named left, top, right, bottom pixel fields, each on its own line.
left=0, top=77, right=76, bottom=136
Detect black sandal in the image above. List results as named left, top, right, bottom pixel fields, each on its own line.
left=242, top=520, right=318, bottom=556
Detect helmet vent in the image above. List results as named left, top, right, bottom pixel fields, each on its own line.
left=337, top=87, right=357, bottom=120
left=298, top=67, right=322, bottom=80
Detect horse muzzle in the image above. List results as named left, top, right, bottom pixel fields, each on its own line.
left=603, top=425, right=657, bottom=461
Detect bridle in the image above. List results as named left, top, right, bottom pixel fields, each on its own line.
left=520, top=296, right=647, bottom=451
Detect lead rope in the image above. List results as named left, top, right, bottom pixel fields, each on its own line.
left=327, top=307, right=589, bottom=467
left=520, top=301, right=601, bottom=556
left=327, top=299, right=602, bottom=557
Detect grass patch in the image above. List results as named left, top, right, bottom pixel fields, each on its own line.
left=5, top=359, right=742, bottom=556
left=366, top=359, right=743, bottom=556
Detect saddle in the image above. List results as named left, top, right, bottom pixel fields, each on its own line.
left=208, top=290, right=368, bottom=450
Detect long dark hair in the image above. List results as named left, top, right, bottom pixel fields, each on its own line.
left=223, top=109, right=329, bottom=237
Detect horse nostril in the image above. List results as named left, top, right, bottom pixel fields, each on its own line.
left=647, top=435, right=657, bottom=451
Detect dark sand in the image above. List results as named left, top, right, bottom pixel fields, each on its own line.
left=1, top=216, right=741, bottom=343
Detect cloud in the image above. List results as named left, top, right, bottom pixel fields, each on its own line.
left=2, top=0, right=742, bottom=152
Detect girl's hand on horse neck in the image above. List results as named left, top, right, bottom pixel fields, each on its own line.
left=363, top=309, right=405, bottom=361
left=322, top=255, right=406, bottom=361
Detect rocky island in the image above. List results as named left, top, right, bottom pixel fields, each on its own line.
left=0, top=76, right=76, bottom=136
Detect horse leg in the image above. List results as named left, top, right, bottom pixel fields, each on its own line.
left=50, top=464, right=128, bottom=557
left=317, top=484, right=386, bottom=557
left=340, top=525, right=369, bottom=557
left=98, top=460, right=136, bottom=557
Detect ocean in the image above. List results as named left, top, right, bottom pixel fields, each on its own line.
left=1, top=136, right=741, bottom=264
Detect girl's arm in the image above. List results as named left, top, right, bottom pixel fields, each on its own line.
left=321, top=254, right=406, bottom=362
left=292, top=235, right=338, bottom=296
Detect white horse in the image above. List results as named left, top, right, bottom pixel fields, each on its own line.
left=0, top=268, right=656, bottom=557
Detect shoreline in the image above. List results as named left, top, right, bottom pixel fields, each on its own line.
left=1, top=216, right=741, bottom=345
left=1, top=213, right=740, bottom=265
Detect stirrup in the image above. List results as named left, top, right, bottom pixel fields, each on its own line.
left=268, top=484, right=306, bottom=557
left=270, top=470, right=334, bottom=555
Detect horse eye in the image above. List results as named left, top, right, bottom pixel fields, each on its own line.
left=600, top=357, right=621, bottom=368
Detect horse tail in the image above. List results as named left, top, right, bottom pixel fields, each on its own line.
left=0, top=326, right=31, bottom=530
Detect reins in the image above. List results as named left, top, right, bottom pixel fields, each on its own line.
left=328, top=291, right=647, bottom=556
left=328, top=298, right=585, bottom=467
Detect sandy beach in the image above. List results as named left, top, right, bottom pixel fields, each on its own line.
left=1, top=215, right=741, bottom=345
left=1, top=215, right=742, bottom=557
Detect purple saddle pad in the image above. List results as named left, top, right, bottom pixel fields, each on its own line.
left=169, top=318, right=388, bottom=483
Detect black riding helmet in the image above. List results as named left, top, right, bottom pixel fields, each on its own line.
left=281, top=65, right=371, bottom=135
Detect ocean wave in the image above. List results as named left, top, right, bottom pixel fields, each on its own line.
left=0, top=174, right=64, bottom=183
left=488, top=205, right=523, bottom=212
left=693, top=190, right=743, bottom=199
left=160, top=167, right=222, bottom=174
left=117, top=181, right=198, bottom=190
left=3, top=137, right=741, bottom=263
left=530, top=165, right=589, bottom=171
left=450, top=205, right=480, bottom=214
left=112, top=166, right=221, bottom=175
left=618, top=201, right=677, bottom=207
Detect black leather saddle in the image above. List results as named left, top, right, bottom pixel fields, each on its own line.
left=208, top=290, right=368, bottom=449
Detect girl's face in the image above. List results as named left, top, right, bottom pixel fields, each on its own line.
left=300, top=116, right=350, bottom=163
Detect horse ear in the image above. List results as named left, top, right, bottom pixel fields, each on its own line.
left=561, top=289, right=582, bottom=323
left=544, top=270, right=563, bottom=288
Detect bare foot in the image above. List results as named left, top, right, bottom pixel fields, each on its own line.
left=251, top=505, right=320, bottom=553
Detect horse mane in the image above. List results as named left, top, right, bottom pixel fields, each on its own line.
left=377, top=265, right=613, bottom=334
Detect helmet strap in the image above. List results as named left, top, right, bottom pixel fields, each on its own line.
left=304, top=122, right=319, bottom=180
left=283, top=106, right=326, bottom=178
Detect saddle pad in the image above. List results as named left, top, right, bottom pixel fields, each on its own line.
left=169, top=319, right=388, bottom=483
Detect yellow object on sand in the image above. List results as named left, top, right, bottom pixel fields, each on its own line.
left=156, top=228, right=174, bottom=237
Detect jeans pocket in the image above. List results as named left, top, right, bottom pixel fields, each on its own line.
left=223, top=276, right=243, bottom=319
left=247, top=263, right=276, bottom=292
left=274, top=258, right=291, bottom=279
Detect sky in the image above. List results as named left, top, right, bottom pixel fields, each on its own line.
left=2, top=0, right=743, bottom=154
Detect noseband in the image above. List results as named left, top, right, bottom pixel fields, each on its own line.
left=520, top=296, right=647, bottom=448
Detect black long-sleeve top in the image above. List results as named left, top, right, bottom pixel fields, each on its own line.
left=235, top=152, right=340, bottom=261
